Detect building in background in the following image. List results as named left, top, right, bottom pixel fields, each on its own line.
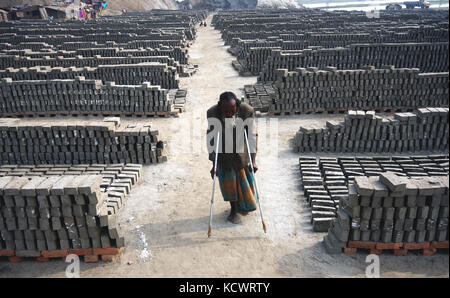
left=7, top=5, right=48, bottom=20
left=45, top=6, right=67, bottom=19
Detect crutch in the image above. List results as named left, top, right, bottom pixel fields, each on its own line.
left=244, top=129, right=267, bottom=233
left=208, top=131, right=220, bottom=238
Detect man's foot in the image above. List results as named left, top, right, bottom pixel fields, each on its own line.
left=227, top=202, right=242, bottom=224
left=227, top=211, right=242, bottom=224
left=227, top=201, right=243, bottom=224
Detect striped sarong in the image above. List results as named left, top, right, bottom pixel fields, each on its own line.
left=218, top=166, right=258, bottom=213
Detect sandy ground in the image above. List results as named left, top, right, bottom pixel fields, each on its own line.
left=1, top=15, right=448, bottom=278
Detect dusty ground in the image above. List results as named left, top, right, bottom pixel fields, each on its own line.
left=1, top=15, right=448, bottom=278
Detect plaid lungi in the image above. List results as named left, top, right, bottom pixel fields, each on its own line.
left=218, top=166, right=258, bottom=213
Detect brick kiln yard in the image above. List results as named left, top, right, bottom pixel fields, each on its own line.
left=0, top=13, right=449, bottom=278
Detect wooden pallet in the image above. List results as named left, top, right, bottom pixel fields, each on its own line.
left=345, top=241, right=449, bottom=256
left=0, top=247, right=124, bottom=263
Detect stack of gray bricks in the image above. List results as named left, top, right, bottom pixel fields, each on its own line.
left=299, top=155, right=449, bottom=233
left=0, top=55, right=182, bottom=74
left=0, top=117, right=167, bottom=165
left=243, top=83, right=276, bottom=112
left=0, top=33, right=185, bottom=48
left=0, top=47, right=189, bottom=68
left=0, top=175, right=125, bottom=255
left=0, top=63, right=179, bottom=89
left=214, top=9, right=448, bottom=77
left=0, top=163, right=142, bottom=216
left=272, top=66, right=448, bottom=114
left=299, top=157, right=349, bottom=232
left=236, top=42, right=449, bottom=79
left=298, top=157, right=331, bottom=231
left=237, top=46, right=281, bottom=76
left=338, top=155, right=450, bottom=181
left=245, top=68, right=449, bottom=114
left=323, top=173, right=449, bottom=254
left=294, top=108, right=449, bottom=153
left=215, top=10, right=448, bottom=46
left=258, top=43, right=448, bottom=82
left=0, top=77, right=179, bottom=116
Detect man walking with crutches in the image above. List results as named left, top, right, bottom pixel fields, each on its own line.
left=207, top=92, right=265, bottom=232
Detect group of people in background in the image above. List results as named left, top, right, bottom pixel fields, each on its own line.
left=73, top=0, right=105, bottom=20
left=200, top=21, right=207, bottom=27
left=74, top=7, right=97, bottom=20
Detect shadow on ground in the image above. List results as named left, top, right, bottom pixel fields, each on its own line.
left=128, top=212, right=262, bottom=250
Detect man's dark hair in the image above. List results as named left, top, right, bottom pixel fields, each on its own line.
left=218, top=92, right=238, bottom=106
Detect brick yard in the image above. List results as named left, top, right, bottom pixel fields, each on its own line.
left=0, top=9, right=449, bottom=278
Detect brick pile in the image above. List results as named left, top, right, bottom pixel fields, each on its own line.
left=0, top=33, right=186, bottom=46
left=238, top=46, right=281, bottom=76
left=235, top=42, right=448, bottom=77
left=246, top=67, right=448, bottom=115
left=0, top=11, right=209, bottom=263
left=213, top=9, right=448, bottom=76
left=0, top=77, right=186, bottom=117
left=214, top=10, right=448, bottom=39
left=0, top=47, right=190, bottom=67
left=0, top=63, right=179, bottom=89
left=214, top=10, right=448, bottom=38
left=0, top=174, right=131, bottom=261
left=258, top=43, right=449, bottom=82
left=0, top=10, right=208, bottom=118
left=214, top=9, right=449, bottom=116
left=294, top=108, right=449, bottom=153
left=0, top=117, right=167, bottom=165
left=299, top=155, right=449, bottom=233
left=271, top=67, right=448, bottom=115
left=231, top=31, right=448, bottom=58
left=0, top=163, right=142, bottom=217
left=0, top=55, right=183, bottom=73
left=323, top=173, right=449, bottom=255
left=243, top=83, right=276, bottom=113
left=1, top=11, right=206, bottom=44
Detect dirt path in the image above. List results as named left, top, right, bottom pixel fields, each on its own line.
left=1, top=14, right=448, bottom=278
